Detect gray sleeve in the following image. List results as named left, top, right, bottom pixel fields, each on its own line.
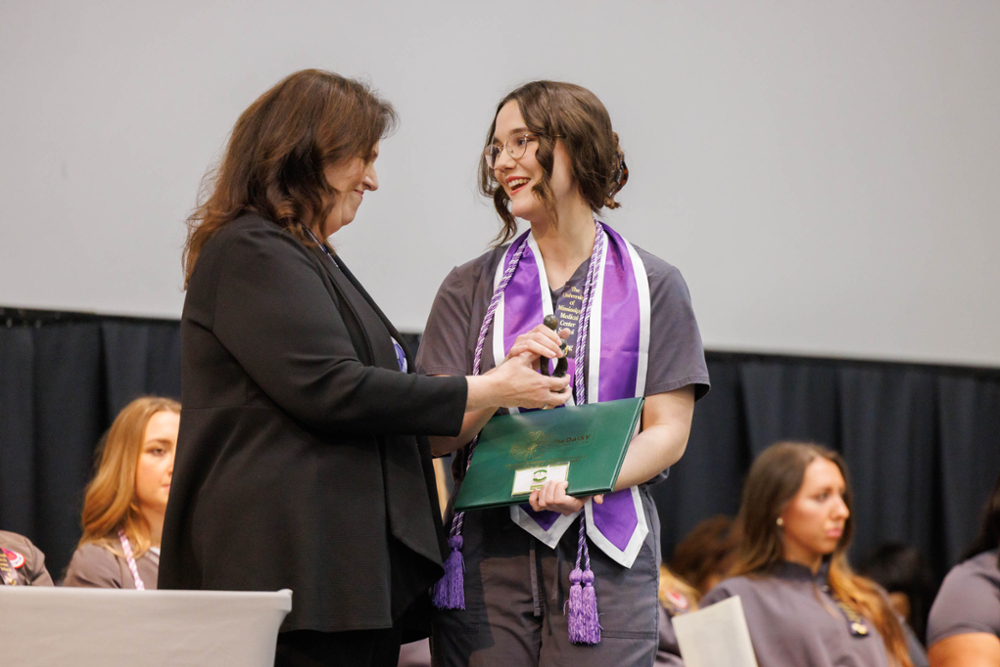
left=417, top=263, right=478, bottom=377
left=62, top=544, right=124, bottom=588
left=699, top=582, right=736, bottom=607
left=639, top=251, right=710, bottom=401
left=656, top=605, right=686, bottom=666
left=24, top=539, right=54, bottom=586
left=927, top=554, right=1000, bottom=646
left=0, top=531, right=54, bottom=586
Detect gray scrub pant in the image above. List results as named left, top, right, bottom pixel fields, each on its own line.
left=431, top=489, right=661, bottom=667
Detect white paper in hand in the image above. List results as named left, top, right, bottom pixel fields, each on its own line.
left=671, top=595, right=759, bottom=667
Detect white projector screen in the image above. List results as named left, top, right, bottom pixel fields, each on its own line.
left=1, top=2, right=997, bottom=366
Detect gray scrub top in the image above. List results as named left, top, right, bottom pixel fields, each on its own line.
left=63, top=539, right=159, bottom=589
left=701, top=562, right=891, bottom=667
left=0, top=530, right=53, bottom=586
left=656, top=601, right=689, bottom=666
left=417, top=240, right=710, bottom=483
left=927, top=549, right=1000, bottom=647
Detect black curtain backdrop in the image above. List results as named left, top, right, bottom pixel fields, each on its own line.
left=1, top=307, right=998, bottom=584
left=0, top=308, right=181, bottom=579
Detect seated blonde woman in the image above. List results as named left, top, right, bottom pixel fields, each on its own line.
left=63, top=397, right=179, bottom=589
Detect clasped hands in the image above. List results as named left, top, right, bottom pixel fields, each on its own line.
left=503, top=323, right=601, bottom=515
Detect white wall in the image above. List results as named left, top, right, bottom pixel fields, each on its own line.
left=1, top=1, right=997, bottom=366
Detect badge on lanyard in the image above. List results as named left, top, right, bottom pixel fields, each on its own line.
left=835, top=599, right=870, bottom=636
left=665, top=590, right=690, bottom=612
left=2, top=548, right=25, bottom=569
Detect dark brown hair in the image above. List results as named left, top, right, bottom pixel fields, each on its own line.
left=669, top=514, right=740, bottom=595
left=183, top=69, right=396, bottom=285
left=731, top=442, right=912, bottom=667
left=478, top=81, right=627, bottom=246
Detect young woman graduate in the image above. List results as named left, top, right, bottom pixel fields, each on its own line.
left=416, top=80, right=710, bottom=667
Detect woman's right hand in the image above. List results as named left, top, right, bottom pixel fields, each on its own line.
left=492, top=351, right=572, bottom=409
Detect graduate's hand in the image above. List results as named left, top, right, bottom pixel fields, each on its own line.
left=504, top=324, right=570, bottom=371
left=528, top=480, right=604, bottom=516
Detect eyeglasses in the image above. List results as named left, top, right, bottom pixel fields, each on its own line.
left=484, top=133, right=542, bottom=169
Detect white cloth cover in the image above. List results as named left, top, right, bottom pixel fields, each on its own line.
left=0, top=586, right=292, bottom=666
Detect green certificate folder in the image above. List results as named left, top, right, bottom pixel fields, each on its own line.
left=453, top=397, right=644, bottom=511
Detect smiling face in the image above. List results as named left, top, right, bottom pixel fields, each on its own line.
left=321, top=142, right=380, bottom=236
left=491, top=101, right=578, bottom=225
left=779, top=457, right=850, bottom=569
left=133, top=410, right=179, bottom=517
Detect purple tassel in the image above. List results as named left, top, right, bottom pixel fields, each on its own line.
left=567, top=567, right=601, bottom=644
left=432, top=535, right=465, bottom=610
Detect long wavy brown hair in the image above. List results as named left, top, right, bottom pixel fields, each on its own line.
left=78, top=396, right=180, bottom=558
left=183, top=69, right=397, bottom=285
left=478, top=81, right=628, bottom=246
left=731, top=442, right=912, bottom=667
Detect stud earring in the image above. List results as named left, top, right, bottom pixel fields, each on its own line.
left=776, top=517, right=784, bottom=527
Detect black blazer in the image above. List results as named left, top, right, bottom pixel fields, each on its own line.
left=159, top=214, right=467, bottom=633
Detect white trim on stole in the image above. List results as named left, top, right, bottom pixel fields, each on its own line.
left=623, top=236, right=651, bottom=396
left=581, top=234, right=650, bottom=568
left=584, top=486, right=649, bottom=568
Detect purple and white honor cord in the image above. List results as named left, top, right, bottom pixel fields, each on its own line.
left=569, top=222, right=605, bottom=613
left=449, top=234, right=530, bottom=540
left=573, top=222, right=606, bottom=407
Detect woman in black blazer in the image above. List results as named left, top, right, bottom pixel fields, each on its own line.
left=158, top=69, right=570, bottom=667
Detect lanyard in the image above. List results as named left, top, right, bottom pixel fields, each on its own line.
left=118, top=529, right=145, bottom=590
left=304, top=228, right=407, bottom=373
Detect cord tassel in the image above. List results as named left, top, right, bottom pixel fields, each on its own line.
left=432, top=535, right=465, bottom=610
left=566, top=516, right=601, bottom=644
left=567, top=568, right=600, bottom=644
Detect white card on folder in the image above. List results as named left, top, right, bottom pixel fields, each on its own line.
left=671, top=595, right=759, bottom=667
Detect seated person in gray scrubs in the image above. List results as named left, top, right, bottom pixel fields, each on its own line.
left=417, top=80, right=710, bottom=667
left=0, top=530, right=54, bottom=586
left=927, top=469, right=1000, bottom=667
left=656, top=565, right=700, bottom=666
left=64, top=397, right=179, bottom=589
left=701, top=442, right=914, bottom=667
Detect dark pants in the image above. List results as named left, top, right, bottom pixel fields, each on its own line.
left=432, top=490, right=662, bottom=667
left=275, top=627, right=403, bottom=667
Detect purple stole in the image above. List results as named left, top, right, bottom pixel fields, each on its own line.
left=490, top=222, right=651, bottom=568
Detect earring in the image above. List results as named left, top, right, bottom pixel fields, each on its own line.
left=776, top=517, right=784, bottom=527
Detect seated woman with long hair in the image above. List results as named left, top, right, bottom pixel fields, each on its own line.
left=63, top=396, right=180, bottom=589
left=927, top=468, right=1000, bottom=666
left=701, top=442, right=912, bottom=667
